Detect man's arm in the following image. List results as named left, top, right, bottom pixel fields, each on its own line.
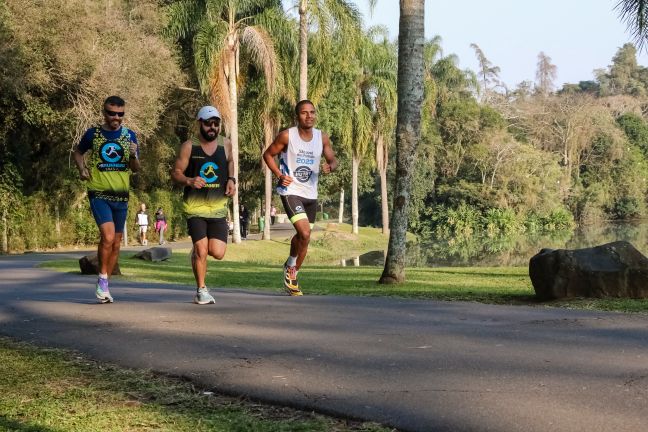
left=73, top=131, right=92, bottom=180
left=223, top=137, right=236, bottom=196
left=262, top=130, right=292, bottom=186
left=321, top=133, right=338, bottom=174
left=72, top=148, right=90, bottom=181
left=171, top=141, right=206, bottom=189
left=128, top=132, right=140, bottom=172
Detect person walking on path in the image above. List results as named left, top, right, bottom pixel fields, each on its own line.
left=154, top=207, right=168, bottom=244
left=263, top=100, right=337, bottom=296
left=239, top=204, right=249, bottom=240
left=72, top=95, right=140, bottom=303
left=136, top=203, right=149, bottom=246
left=171, top=106, right=235, bottom=305
left=270, top=205, right=277, bottom=225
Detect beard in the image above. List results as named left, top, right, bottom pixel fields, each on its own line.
left=106, top=119, right=122, bottom=130
left=200, top=127, right=218, bottom=142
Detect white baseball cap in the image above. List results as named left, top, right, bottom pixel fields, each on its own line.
left=196, top=106, right=221, bottom=121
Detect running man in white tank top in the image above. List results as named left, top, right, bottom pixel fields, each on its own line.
left=263, top=100, right=338, bottom=296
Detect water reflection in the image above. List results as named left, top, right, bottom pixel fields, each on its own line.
left=341, top=221, right=648, bottom=267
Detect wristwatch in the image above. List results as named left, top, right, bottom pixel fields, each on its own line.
left=227, top=176, right=237, bottom=184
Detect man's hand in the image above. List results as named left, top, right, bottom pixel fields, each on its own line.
left=187, top=176, right=206, bottom=189
left=322, top=162, right=332, bottom=174
left=79, top=167, right=90, bottom=181
left=279, top=174, right=293, bottom=186
left=225, top=179, right=236, bottom=196
left=129, top=142, right=138, bottom=158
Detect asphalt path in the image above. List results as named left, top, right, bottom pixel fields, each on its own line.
left=1, top=251, right=647, bottom=432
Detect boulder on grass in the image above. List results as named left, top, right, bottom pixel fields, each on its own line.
left=529, top=241, right=648, bottom=300
left=79, top=253, right=121, bottom=275
left=133, top=246, right=172, bottom=262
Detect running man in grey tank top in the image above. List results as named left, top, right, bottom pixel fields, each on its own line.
left=263, top=100, right=338, bottom=296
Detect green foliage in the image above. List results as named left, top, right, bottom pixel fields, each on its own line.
left=617, top=112, right=648, bottom=156
left=421, top=203, right=573, bottom=241
left=539, top=208, right=575, bottom=231
left=484, top=208, right=519, bottom=236
left=5, top=2, right=648, bottom=253
left=597, top=44, right=648, bottom=96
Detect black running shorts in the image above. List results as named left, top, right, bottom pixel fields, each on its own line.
left=280, top=195, right=317, bottom=225
left=187, top=217, right=229, bottom=243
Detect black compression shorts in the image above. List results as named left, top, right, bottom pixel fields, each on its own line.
left=187, top=217, right=229, bottom=243
left=280, top=195, right=317, bottom=225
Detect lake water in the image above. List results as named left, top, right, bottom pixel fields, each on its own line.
left=341, top=222, right=648, bottom=267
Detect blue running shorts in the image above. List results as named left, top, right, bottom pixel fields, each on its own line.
left=89, top=197, right=129, bottom=233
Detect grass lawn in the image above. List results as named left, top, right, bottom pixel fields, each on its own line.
left=0, top=337, right=390, bottom=432
left=41, top=223, right=648, bottom=313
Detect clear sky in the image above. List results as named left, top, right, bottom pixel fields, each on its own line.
left=351, top=0, right=648, bottom=89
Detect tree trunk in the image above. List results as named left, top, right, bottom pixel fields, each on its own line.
left=299, top=0, right=308, bottom=101
left=228, top=46, right=242, bottom=244
left=351, top=154, right=359, bottom=234
left=379, top=166, right=389, bottom=235
left=338, top=188, right=345, bottom=223
left=263, top=166, right=272, bottom=240
left=55, top=203, right=61, bottom=248
left=376, top=134, right=390, bottom=235
left=2, top=207, right=7, bottom=254
left=263, top=116, right=275, bottom=240
left=380, top=0, right=425, bottom=284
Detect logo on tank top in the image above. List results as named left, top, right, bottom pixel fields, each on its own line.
left=98, top=142, right=127, bottom=171
left=200, top=162, right=219, bottom=184
left=294, top=166, right=312, bottom=183
left=101, top=142, right=124, bottom=163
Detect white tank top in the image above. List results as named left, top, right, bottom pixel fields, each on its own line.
left=277, top=127, right=323, bottom=199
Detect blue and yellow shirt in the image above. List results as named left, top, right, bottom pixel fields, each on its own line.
left=77, top=126, right=138, bottom=201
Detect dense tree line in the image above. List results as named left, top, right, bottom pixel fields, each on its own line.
left=1, top=0, right=648, bottom=254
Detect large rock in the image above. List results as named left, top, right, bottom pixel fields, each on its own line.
left=529, top=241, right=648, bottom=300
left=78, top=253, right=121, bottom=275
left=133, top=247, right=172, bottom=262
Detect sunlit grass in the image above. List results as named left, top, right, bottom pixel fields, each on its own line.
left=0, top=337, right=390, bottom=432
left=40, top=223, right=648, bottom=312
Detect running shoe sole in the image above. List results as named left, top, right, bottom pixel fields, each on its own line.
left=95, top=292, right=113, bottom=303
left=284, top=286, right=303, bottom=296
left=194, top=296, right=216, bottom=305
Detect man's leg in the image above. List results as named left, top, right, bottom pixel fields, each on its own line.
left=105, top=233, right=123, bottom=276
left=98, top=222, right=116, bottom=275
left=291, top=219, right=311, bottom=270
left=208, top=238, right=227, bottom=260
left=192, top=238, right=208, bottom=288
left=192, top=238, right=216, bottom=304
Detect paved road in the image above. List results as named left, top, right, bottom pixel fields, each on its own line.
left=1, top=253, right=647, bottom=432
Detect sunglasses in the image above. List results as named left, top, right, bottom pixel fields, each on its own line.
left=104, top=109, right=125, bottom=117
left=202, top=120, right=220, bottom=127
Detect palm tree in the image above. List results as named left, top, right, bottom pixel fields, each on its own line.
left=379, top=0, right=425, bottom=284
left=166, top=0, right=282, bottom=243
left=469, top=43, right=501, bottom=103
left=337, top=27, right=396, bottom=236
left=363, top=28, right=397, bottom=235
left=616, top=0, right=648, bottom=49
left=291, top=0, right=362, bottom=100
